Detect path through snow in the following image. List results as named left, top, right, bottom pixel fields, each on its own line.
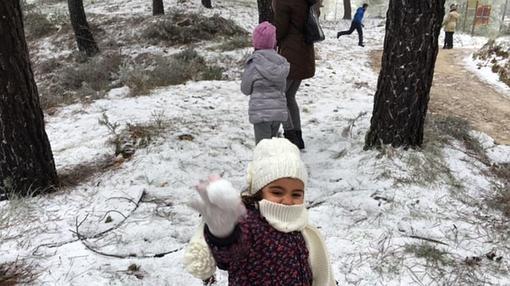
left=371, top=48, right=510, bottom=144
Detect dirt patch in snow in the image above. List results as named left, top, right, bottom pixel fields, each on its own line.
left=370, top=48, right=510, bottom=145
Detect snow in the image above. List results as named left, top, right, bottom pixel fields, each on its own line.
left=472, top=131, right=510, bottom=164
left=2, top=1, right=510, bottom=285
left=464, top=37, right=510, bottom=96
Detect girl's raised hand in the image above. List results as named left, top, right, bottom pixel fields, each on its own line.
left=189, top=176, right=246, bottom=238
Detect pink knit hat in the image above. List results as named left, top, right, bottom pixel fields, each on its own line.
left=252, top=21, right=277, bottom=50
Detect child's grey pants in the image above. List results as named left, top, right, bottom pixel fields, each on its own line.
left=254, top=121, right=281, bottom=144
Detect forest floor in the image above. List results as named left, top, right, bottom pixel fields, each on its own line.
left=370, top=48, right=510, bottom=145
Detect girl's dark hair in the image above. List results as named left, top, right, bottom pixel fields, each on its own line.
left=241, top=189, right=263, bottom=207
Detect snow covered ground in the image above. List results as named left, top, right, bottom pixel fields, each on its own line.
left=1, top=0, right=509, bottom=285
left=465, top=36, right=510, bottom=96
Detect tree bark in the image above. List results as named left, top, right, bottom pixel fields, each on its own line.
left=365, top=0, right=445, bottom=149
left=153, top=0, right=164, bottom=15
left=0, top=1, right=58, bottom=200
left=343, top=0, right=352, bottom=20
left=68, top=0, right=99, bottom=56
left=201, top=0, right=212, bottom=9
left=257, top=0, right=274, bottom=23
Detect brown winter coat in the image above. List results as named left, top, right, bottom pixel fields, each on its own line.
left=443, top=10, right=460, bottom=32
left=273, top=0, right=315, bottom=80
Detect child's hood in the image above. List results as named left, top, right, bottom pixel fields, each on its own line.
left=247, top=49, right=289, bottom=81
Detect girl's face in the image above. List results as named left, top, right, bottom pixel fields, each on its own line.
left=261, top=178, right=304, bottom=205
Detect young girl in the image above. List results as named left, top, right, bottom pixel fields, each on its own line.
left=241, top=22, right=290, bottom=144
left=183, top=138, right=335, bottom=285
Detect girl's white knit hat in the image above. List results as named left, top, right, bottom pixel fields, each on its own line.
left=247, top=138, right=308, bottom=194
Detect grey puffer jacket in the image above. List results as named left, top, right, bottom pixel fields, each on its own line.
left=241, top=49, right=290, bottom=124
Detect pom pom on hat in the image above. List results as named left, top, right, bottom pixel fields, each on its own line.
left=252, top=21, right=277, bottom=50
left=247, top=138, right=307, bottom=194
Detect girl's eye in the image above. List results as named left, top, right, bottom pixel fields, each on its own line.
left=271, top=191, right=283, bottom=196
left=292, top=193, right=303, bottom=198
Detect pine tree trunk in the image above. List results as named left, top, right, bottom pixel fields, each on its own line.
left=153, top=0, right=164, bottom=15
left=0, top=1, right=58, bottom=200
left=68, top=0, right=99, bottom=56
left=257, top=0, right=274, bottom=23
left=343, top=0, right=352, bottom=20
left=365, top=0, right=445, bottom=149
left=201, top=0, right=212, bottom=9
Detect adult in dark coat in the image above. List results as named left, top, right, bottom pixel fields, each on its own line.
left=273, top=0, right=316, bottom=150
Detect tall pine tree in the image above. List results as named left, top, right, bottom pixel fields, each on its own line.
left=68, top=0, right=99, bottom=56
left=0, top=1, right=58, bottom=199
left=365, top=0, right=445, bottom=148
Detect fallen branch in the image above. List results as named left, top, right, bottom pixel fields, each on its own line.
left=405, top=235, right=449, bottom=246
left=83, top=190, right=146, bottom=240
left=106, top=196, right=140, bottom=206
left=99, top=210, right=128, bottom=222
left=32, top=239, right=77, bottom=256
left=33, top=190, right=145, bottom=256
left=75, top=215, right=183, bottom=259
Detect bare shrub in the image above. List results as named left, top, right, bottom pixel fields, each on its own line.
left=499, top=61, right=510, bottom=87
left=473, top=40, right=510, bottom=88
left=118, top=65, right=151, bottom=96
left=23, top=11, right=57, bottom=40
left=120, top=49, right=223, bottom=96
left=426, top=115, right=510, bottom=218
left=486, top=165, right=510, bottom=217
left=31, top=11, right=234, bottom=109
left=170, top=48, right=224, bottom=81
left=47, top=9, right=70, bottom=28
left=0, top=259, right=37, bottom=286
left=58, top=155, right=116, bottom=188
left=60, top=51, right=122, bottom=91
left=214, top=35, right=251, bottom=51
left=404, top=243, right=453, bottom=267
left=142, top=12, right=248, bottom=45
left=37, top=51, right=122, bottom=109
left=393, top=151, right=461, bottom=188
left=488, top=184, right=510, bottom=217
left=37, top=58, right=62, bottom=75
left=489, top=163, right=510, bottom=183
left=98, top=111, right=169, bottom=158
left=201, top=66, right=225, bottom=80
left=377, top=115, right=465, bottom=188
left=39, top=84, right=69, bottom=110
left=425, top=115, right=487, bottom=163
left=1, top=178, right=56, bottom=202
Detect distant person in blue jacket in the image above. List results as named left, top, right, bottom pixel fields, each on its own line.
left=336, top=3, right=368, bottom=47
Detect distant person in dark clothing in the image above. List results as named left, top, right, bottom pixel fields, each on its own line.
left=336, top=3, right=368, bottom=47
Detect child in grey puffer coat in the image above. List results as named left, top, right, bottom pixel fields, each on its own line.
left=241, top=21, right=290, bottom=144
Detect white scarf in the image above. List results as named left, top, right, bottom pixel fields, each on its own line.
left=258, top=199, right=308, bottom=232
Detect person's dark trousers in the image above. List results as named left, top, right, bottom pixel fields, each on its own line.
left=444, top=32, right=454, bottom=49
left=337, top=21, right=363, bottom=46
left=254, top=121, right=281, bottom=144
left=283, top=79, right=305, bottom=149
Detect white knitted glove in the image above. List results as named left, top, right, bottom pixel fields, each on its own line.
left=189, top=176, right=246, bottom=238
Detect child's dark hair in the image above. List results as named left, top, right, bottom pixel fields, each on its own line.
left=241, top=189, right=263, bottom=207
